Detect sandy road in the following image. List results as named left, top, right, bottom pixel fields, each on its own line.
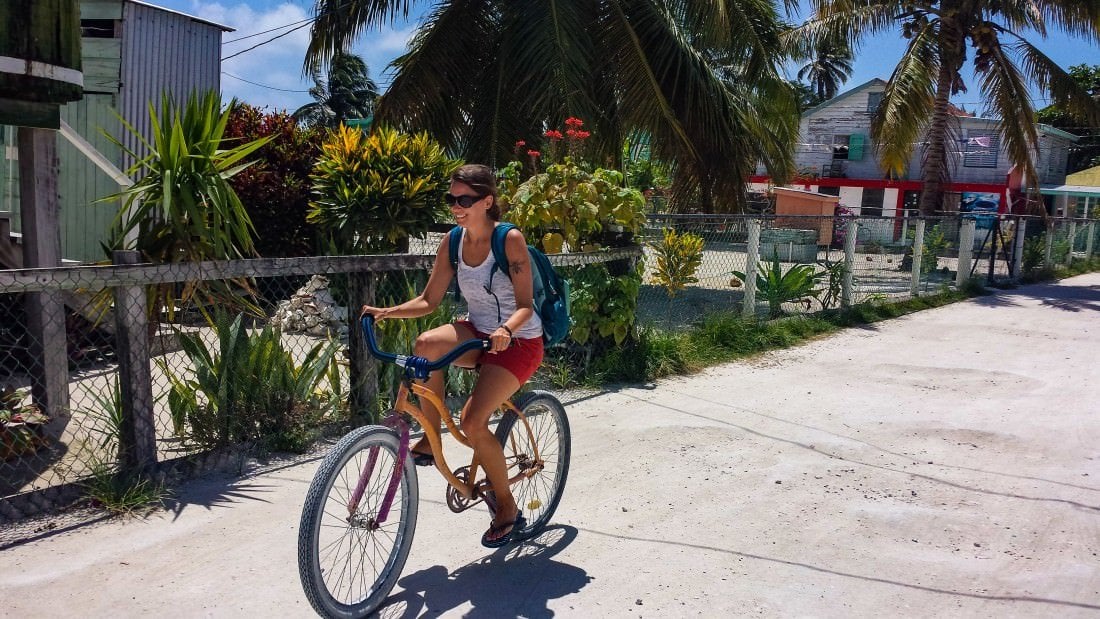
left=2, top=273, right=1099, bottom=617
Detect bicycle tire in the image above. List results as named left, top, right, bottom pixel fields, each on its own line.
left=298, top=425, right=418, bottom=618
left=494, top=390, right=571, bottom=540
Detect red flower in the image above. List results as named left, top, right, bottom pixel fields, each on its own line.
left=527, top=149, right=541, bottom=157
left=565, top=129, right=577, bottom=138
left=575, top=130, right=591, bottom=140
left=564, top=117, right=584, bottom=128
left=544, top=129, right=563, bottom=140
left=515, top=140, right=526, bottom=147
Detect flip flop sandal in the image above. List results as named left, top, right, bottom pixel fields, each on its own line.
left=410, top=450, right=434, bottom=467
left=481, top=512, right=526, bottom=549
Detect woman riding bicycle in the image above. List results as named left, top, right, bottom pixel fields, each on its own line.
left=360, top=164, right=543, bottom=548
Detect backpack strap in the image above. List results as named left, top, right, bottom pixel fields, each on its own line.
left=490, top=223, right=517, bottom=281
left=447, top=226, right=464, bottom=297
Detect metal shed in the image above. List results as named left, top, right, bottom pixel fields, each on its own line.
left=0, top=0, right=230, bottom=265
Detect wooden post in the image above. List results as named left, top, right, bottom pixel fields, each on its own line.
left=909, top=219, right=925, bottom=298
left=17, top=127, right=69, bottom=425
left=1065, top=221, right=1077, bottom=266
left=1044, top=225, right=1054, bottom=269
left=112, top=250, right=156, bottom=470
left=956, top=218, right=976, bottom=288
left=742, top=219, right=760, bottom=318
left=1011, top=218, right=1027, bottom=280
left=842, top=220, right=859, bottom=307
left=348, top=271, right=379, bottom=419
left=1086, top=222, right=1095, bottom=260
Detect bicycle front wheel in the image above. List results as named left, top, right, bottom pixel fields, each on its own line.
left=298, top=425, right=418, bottom=618
left=495, top=390, right=571, bottom=540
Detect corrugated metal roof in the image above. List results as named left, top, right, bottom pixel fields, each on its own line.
left=1039, top=184, right=1100, bottom=196
left=126, top=0, right=234, bottom=32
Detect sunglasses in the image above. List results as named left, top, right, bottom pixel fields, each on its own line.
left=445, top=193, right=485, bottom=208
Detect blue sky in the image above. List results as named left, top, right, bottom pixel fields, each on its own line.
left=156, top=0, right=1100, bottom=114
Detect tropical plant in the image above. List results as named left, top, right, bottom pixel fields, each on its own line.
left=225, top=103, right=323, bottom=258
left=305, top=0, right=800, bottom=212
left=309, top=124, right=460, bottom=253
left=798, top=0, right=1100, bottom=215
left=569, top=262, right=642, bottom=346
left=0, top=386, right=49, bottom=460
left=293, top=51, right=379, bottom=129
left=505, top=160, right=646, bottom=253
left=103, top=91, right=270, bottom=321
left=733, top=254, right=824, bottom=318
left=159, top=312, right=343, bottom=452
left=816, top=255, right=847, bottom=310
left=651, top=228, right=705, bottom=299
left=795, top=32, right=854, bottom=102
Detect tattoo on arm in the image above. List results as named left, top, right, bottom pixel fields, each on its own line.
left=509, top=259, right=528, bottom=276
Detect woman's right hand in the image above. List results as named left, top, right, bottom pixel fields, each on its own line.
left=361, top=305, right=397, bottom=322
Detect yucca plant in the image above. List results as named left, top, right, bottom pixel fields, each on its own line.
left=159, top=312, right=343, bottom=452
left=309, top=124, right=459, bottom=253
left=733, top=254, right=824, bottom=318
left=102, top=91, right=270, bottom=322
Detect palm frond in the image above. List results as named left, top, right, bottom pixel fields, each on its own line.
left=1011, top=36, right=1100, bottom=125
left=872, top=19, right=938, bottom=178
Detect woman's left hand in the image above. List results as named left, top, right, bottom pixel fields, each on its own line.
left=488, top=327, right=512, bottom=353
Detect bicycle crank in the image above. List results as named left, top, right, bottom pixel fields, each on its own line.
left=445, top=466, right=484, bottom=513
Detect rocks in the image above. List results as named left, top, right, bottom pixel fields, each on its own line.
left=270, top=275, right=348, bottom=337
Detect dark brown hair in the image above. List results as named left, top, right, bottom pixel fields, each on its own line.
left=450, top=164, right=501, bottom=220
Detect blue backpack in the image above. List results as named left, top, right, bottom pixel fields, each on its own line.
left=448, top=223, right=571, bottom=346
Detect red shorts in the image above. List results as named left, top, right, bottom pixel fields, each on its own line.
left=455, top=320, right=544, bottom=384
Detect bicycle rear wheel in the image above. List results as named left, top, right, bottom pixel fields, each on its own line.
left=298, top=425, right=418, bottom=618
left=494, top=390, right=571, bottom=540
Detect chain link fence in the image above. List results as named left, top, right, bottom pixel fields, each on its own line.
left=2, top=214, right=1096, bottom=520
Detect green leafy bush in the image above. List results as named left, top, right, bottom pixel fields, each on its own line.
left=224, top=104, right=323, bottom=258
left=569, top=262, right=642, bottom=345
left=504, top=159, right=646, bottom=253
left=309, top=125, right=459, bottom=253
left=651, top=228, right=705, bottom=298
left=160, top=313, right=344, bottom=453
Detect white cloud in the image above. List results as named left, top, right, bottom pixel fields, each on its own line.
left=177, top=1, right=416, bottom=111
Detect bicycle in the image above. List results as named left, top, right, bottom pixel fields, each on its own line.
left=297, top=315, right=571, bottom=618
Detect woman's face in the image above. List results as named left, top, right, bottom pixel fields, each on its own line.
left=448, top=181, right=491, bottom=227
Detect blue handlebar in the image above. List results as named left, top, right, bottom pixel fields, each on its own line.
left=360, top=315, right=489, bottom=380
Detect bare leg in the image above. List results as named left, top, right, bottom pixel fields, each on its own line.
left=460, top=364, right=522, bottom=542
left=410, top=322, right=478, bottom=456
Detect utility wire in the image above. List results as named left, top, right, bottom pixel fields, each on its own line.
left=223, top=17, right=315, bottom=44
left=222, top=21, right=313, bottom=61
left=222, top=72, right=312, bottom=92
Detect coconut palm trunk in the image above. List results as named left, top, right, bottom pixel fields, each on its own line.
left=918, top=23, right=965, bottom=216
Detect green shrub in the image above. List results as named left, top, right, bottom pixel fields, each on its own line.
left=309, top=125, right=459, bottom=253
left=651, top=228, right=705, bottom=299
left=732, top=254, right=823, bottom=318
left=224, top=104, right=323, bottom=258
left=160, top=312, right=344, bottom=453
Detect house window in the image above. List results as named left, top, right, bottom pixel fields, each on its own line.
left=861, top=188, right=884, bottom=217
left=866, top=92, right=883, bottom=114
left=963, top=132, right=999, bottom=168
left=832, top=135, right=850, bottom=160
left=818, top=186, right=841, bottom=197
left=81, top=19, right=118, bottom=38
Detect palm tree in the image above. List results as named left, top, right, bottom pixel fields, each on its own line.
left=798, top=0, right=1100, bottom=215
left=305, top=1, right=799, bottom=212
left=796, top=34, right=853, bottom=102
left=293, top=51, right=378, bottom=129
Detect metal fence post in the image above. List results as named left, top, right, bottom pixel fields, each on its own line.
left=842, top=220, right=858, bottom=307
left=112, top=250, right=157, bottom=471
left=742, top=219, right=761, bottom=318
left=956, top=218, right=976, bottom=288
left=1086, top=222, right=1095, bottom=260
left=1012, top=218, right=1027, bottom=280
left=1066, top=221, right=1077, bottom=266
left=910, top=219, right=926, bottom=298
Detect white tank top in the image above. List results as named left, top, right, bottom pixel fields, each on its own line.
left=456, top=227, right=543, bottom=339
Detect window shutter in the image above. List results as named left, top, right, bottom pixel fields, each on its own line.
left=848, top=134, right=865, bottom=161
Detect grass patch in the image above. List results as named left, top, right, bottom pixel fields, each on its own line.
left=82, top=464, right=170, bottom=516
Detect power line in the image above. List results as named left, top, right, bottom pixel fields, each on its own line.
left=222, top=72, right=312, bottom=93
left=223, top=17, right=315, bottom=44
left=221, top=21, right=313, bottom=61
